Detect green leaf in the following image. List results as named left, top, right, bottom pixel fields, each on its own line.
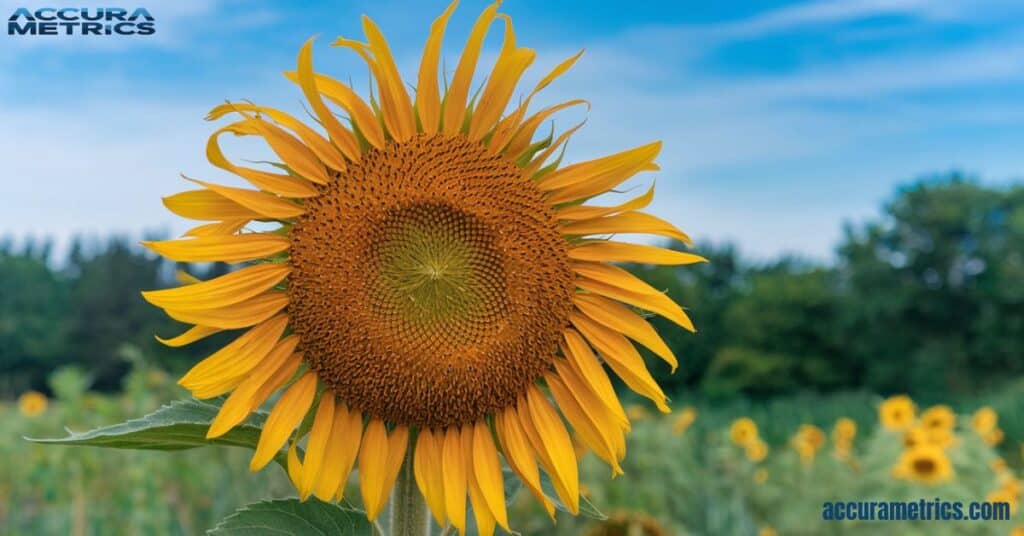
left=27, top=398, right=282, bottom=464
left=208, top=498, right=373, bottom=535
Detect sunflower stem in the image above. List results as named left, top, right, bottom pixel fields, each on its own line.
left=389, top=447, right=429, bottom=536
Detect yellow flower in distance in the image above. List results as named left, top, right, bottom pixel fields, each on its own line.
left=984, top=428, right=1005, bottom=447
left=672, top=406, right=697, bottom=436
left=972, top=406, right=998, bottom=435
left=759, top=527, right=778, bottom=536
left=921, top=405, right=955, bottom=431
left=745, top=439, right=769, bottom=462
left=18, top=390, right=48, bottom=417
left=1010, top=527, right=1024, bottom=536
left=986, top=488, right=1019, bottom=515
left=892, top=444, right=953, bottom=484
left=141, top=2, right=701, bottom=531
left=879, top=395, right=916, bottom=431
left=730, top=417, right=759, bottom=446
left=832, top=417, right=856, bottom=442
left=626, top=404, right=650, bottom=422
left=796, top=424, right=826, bottom=450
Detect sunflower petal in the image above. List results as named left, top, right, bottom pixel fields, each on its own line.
left=442, top=426, right=468, bottom=532
left=143, top=263, right=290, bottom=311
left=494, top=408, right=555, bottom=517
left=207, top=348, right=301, bottom=438
left=467, top=446, right=497, bottom=536
left=298, top=395, right=336, bottom=500
left=156, top=324, right=222, bottom=347
left=208, top=127, right=320, bottom=198
left=552, top=358, right=629, bottom=443
left=569, top=241, right=706, bottom=265
left=179, top=316, right=289, bottom=396
left=522, top=120, right=585, bottom=177
left=250, top=372, right=318, bottom=471
left=468, top=15, right=536, bottom=141
left=163, top=190, right=263, bottom=221
left=538, top=141, right=661, bottom=196
left=362, top=16, right=416, bottom=141
left=560, top=211, right=692, bottom=245
left=183, top=179, right=305, bottom=220
left=561, top=329, right=629, bottom=430
left=574, top=271, right=695, bottom=332
left=207, top=103, right=347, bottom=172
left=184, top=220, right=249, bottom=237
left=545, top=372, right=622, bottom=475
left=359, top=421, right=409, bottom=520
left=414, top=428, right=447, bottom=526
left=442, top=1, right=501, bottom=134
left=142, top=234, right=289, bottom=263
left=574, top=293, right=677, bottom=371
left=472, top=421, right=509, bottom=531
left=504, top=99, right=588, bottom=158
left=282, top=71, right=385, bottom=150
left=570, top=312, right=669, bottom=412
left=165, top=292, right=289, bottom=330
left=313, top=404, right=363, bottom=502
left=557, top=183, right=655, bottom=221
left=296, top=38, right=362, bottom=161
left=416, top=1, right=458, bottom=135
left=517, top=391, right=579, bottom=514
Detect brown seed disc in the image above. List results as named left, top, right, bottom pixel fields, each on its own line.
left=288, top=134, right=575, bottom=428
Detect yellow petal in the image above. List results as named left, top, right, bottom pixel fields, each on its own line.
left=207, top=102, right=347, bottom=172
left=282, top=70, right=384, bottom=151
left=517, top=391, right=579, bottom=514
left=156, top=324, right=222, bottom=347
left=467, top=448, right=496, bottom=536
left=143, top=263, right=290, bottom=310
left=494, top=408, right=555, bottom=517
left=184, top=220, right=249, bottom=237
left=491, top=52, right=584, bottom=154
left=250, top=372, right=318, bottom=471
left=539, top=141, right=661, bottom=202
left=557, top=183, right=655, bottom=221
left=298, top=395, right=336, bottom=500
left=416, top=1, right=458, bottom=135
left=207, top=348, right=301, bottom=438
left=560, top=329, right=629, bottom=430
left=522, top=120, right=586, bottom=177
left=472, top=421, right=509, bottom=531
left=295, top=38, right=362, bottom=162
left=574, top=270, right=695, bottom=332
left=179, top=316, right=289, bottom=396
left=362, top=16, right=416, bottom=141
left=165, top=292, right=289, bottom=330
left=234, top=117, right=330, bottom=185
left=313, top=403, right=363, bottom=502
left=552, top=357, right=629, bottom=442
left=503, top=99, right=588, bottom=158
left=414, top=428, right=447, bottom=526
left=287, top=442, right=302, bottom=488
left=573, top=261, right=657, bottom=294
left=560, top=211, right=692, bottom=245
left=442, top=2, right=501, bottom=134
left=442, top=426, right=468, bottom=532
left=142, top=234, right=289, bottom=263
left=207, top=126, right=320, bottom=198
left=163, top=190, right=263, bottom=221
left=574, top=293, right=677, bottom=371
left=545, top=372, right=622, bottom=475
left=468, top=15, right=536, bottom=141
left=184, top=178, right=305, bottom=220
left=359, top=421, right=408, bottom=521
left=569, top=241, right=706, bottom=265
left=570, top=312, right=669, bottom=413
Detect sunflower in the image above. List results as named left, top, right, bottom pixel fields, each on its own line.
left=987, top=488, right=1019, bottom=515
left=879, top=395, right=916, bottom=431
left=984, top=428, right=1006, bottom=447
left=921, top=405, right=955, bottom=431
left=142, top=2, right=700, bottom=531
left=795, top=424, right=826, bottom=450
left=17, top=390, right=48, bottom=417
left=892, top=444, right=953, bottom=484
left=832, top=417, right=856, bottom=442
left=729, top=417, right=759, bottom=446
left=745, top=439, right=769, bottom=462
left=972, top=406, right=998, bottom=434
left=671, top=406, right=697, bottom=436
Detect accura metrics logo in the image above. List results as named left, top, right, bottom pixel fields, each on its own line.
left=8, top=7, right=155, bottom=36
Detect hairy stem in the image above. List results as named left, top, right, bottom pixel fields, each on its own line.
left=389, top=448, right=429, bottom=536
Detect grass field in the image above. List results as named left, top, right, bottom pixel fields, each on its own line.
left=3, top=364, right=1023, bottom=535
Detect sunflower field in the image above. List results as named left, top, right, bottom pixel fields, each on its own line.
left=4, top=360, right=1023, bottom=535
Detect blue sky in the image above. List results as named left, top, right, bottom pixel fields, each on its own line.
left=2, top=0, right=1023, bottom=261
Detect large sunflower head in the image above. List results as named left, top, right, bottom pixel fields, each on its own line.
left=142, top=2, right=700, bottom=532
left=921, top=404, right=956, bottom=431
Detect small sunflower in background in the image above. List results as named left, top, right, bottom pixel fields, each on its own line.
left=892, top=444, right=953, bottom=484
left=879, top=395, right=916, bottom=431
left=984, top=428, right=1006, bottom=447
left=141, top=1, right=701, bottom=532
left=921, top=404, right=956, bottom=431
left=729, top=417, right=759, bottom=446
left=745, top=438, right=769, bottom=462
left=672, top=406, right=698, bottom=436
left=586, top=511, right=671, bottom=536
left=986, top=488, right=1019, bottom=515
left=832, top=417, right=856, bottom=442
left=790, top=424, right=825, bottom=465
left=18, top=390, right=48, bottom=418
left=972, top=406, right=998, bottom=434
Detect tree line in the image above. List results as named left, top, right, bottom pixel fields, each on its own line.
left=2, top=175, right=1021, bottom=398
